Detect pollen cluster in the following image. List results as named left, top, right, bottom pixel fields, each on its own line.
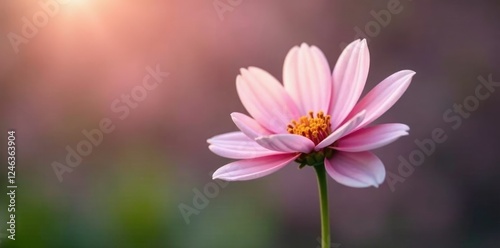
left=287, top=111, right=332, bottom=145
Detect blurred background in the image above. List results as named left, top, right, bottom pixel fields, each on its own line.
left=1, top=0, right=500, bottom=247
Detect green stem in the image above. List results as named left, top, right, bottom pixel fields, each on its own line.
left=314, top=164, right=330, bottom=248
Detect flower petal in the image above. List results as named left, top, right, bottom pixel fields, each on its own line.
left=315, top=110, right=366, bottom=150
left=256, top=134, right=315, bottom=153
left=347, top=70, right=415, bottom=131
left=207, top=131, right=256, bottom=147
left=325, top=151, right=385, bottom=188
left=237, top=67, right=300, bottom=133
left=329, top=39, right=370, bottom=129
left=212, top=154, right=299, bottom=181
left=231, top=112, right=272, bottom=139
left=334, top=123, right=409, bottom=152
left=283, top=43, right=332, bottom=114
left=208, top=132, right=284, bottom=159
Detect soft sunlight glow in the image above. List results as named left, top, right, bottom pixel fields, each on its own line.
left=60, top=0, right=95, bottom=13
left=65, top=0, right=90, bottom=6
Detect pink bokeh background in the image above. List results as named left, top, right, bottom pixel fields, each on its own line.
left=1, top=0, right=500, bottom=247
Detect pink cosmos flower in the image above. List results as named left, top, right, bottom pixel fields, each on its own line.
left=208, top=39, right=415, bottom=188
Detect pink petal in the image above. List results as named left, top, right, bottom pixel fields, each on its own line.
left=207, top=131, right=255, bottom=147
left=237, top=67, right=300, bottom=133
left=329, top=39, right=370, bottom=130
left=208, top=132, right=284, bottom=159
left=324, top=151, right=385, bottom=188
left=315, top=110, right=366, bottom=150
left=334, top=123, right=409, bottom=152
left=283, top=43, right=332, bottom=114
left=256, top=134, right=315, bottom=153
left=212, top=154, right=299, bottom=181
left=231, top=112, right=272, bottom=139
left=347, top=70, right=415, bottom=131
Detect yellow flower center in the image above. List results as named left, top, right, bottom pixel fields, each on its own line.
left=287, top=111, right=332, bottom=145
